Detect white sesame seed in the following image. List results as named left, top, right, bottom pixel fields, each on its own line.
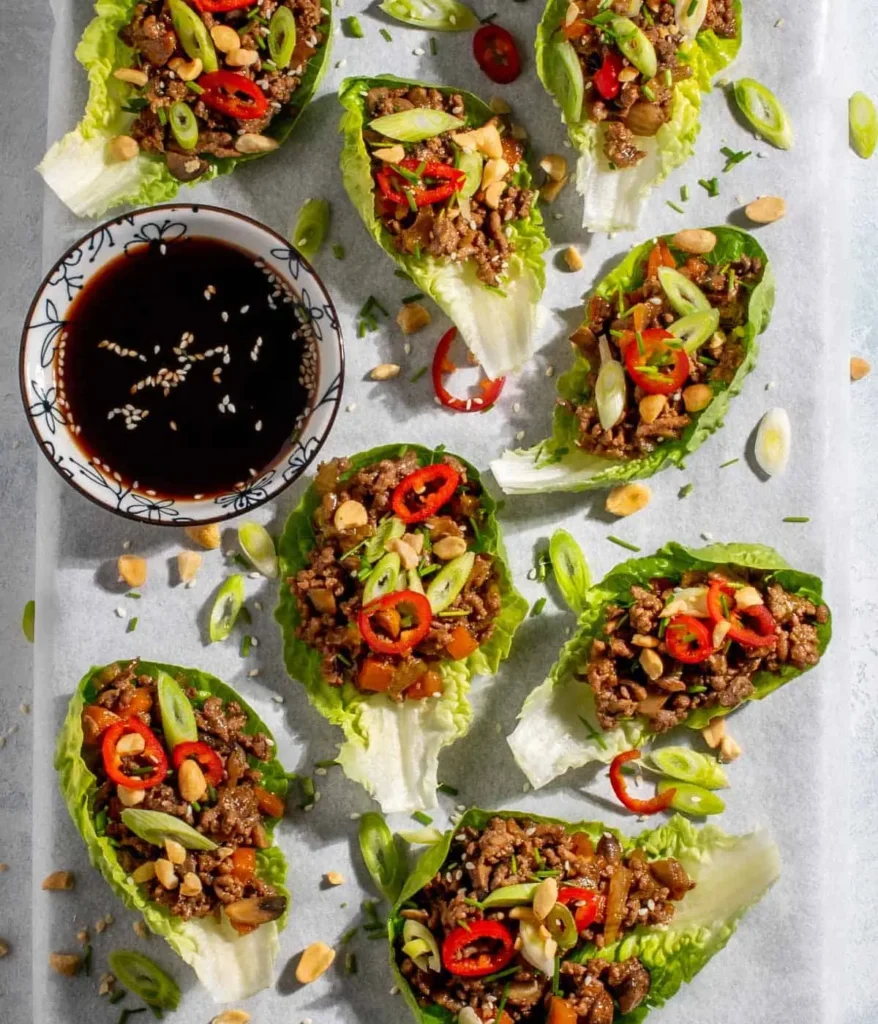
left=248, top=572, right=261, bottom=580
left=546, top=366, right=554, bottom=377
left=250, top=636, right=260, bottom=647
left=254, top=601, right=263, bottom=611
left=221, top=311, right=229, bottom=322
left=701, top=532, right=714, bottom=541
left=315, top=767, right=327, bottom=776
left=346, top=402, right=357, bottom=412
left=515, top=431, right=525, bottom=441
left=248, top=668, right=260, bottom=677
left=512, top=402, right=520, bottom=413
left=272, top=695, right=285, bottom=704
left=413, top=47, right=425, bottom=55
left=115, top=607, right=126, bottom=618
left=404, top=342, right=412, bottom=355
left=765, top=380, right=776, bottom=390
left=349, top=812, right=361, bottom=821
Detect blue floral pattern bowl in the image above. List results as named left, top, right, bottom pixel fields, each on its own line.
left=20, top=204, right=344, bottom=525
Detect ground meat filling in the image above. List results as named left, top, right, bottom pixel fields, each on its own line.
left=582, top=573, right=829, bottom=732
left=119, top=0, right=325, bottom=179
left=291, top=454, right=502, bottom=698
left=564, top=247, right=763, bottom=460
left=85, top=661, right=284, bottom=926
left=399, top=817, right=693, bottom=1022
left=564, top=0, right=736, bottom=167
left=364, top=87, right=536, bottom=287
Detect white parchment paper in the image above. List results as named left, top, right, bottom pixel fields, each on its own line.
left=31, top=1, right=851, bottom=1022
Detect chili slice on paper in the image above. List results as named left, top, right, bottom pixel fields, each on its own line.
left=609, top=749, right=676, bottom=815
left=432, top=327, right=505, bottom=413
left=472, top=24, right=522, bottom=85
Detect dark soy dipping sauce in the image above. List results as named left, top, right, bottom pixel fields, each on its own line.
left=57, top=236, right=317, bottom=499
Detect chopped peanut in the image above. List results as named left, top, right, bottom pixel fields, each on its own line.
left=41, top=871, right=75, bottom=891
left=396, top=303, right=431, bottom=335
left=168, top=56, right=203, bottom=80
left=180, top=872, right=203, bottom=897
left=131, top=862, right=156, bottom=884
left=745, top=195, right=786, bottom=224
left=154, top=858, right=178, bottom=890
left=672, top=229, right=717, bottom=254
left=118, top=554, right=147, bottom=588
left=563, top=246, right=583, bottom=272
left=369, top=363, right=401, bottom=381
left=605, top=483, right=651, bottom=517
left=539, top=154, right=568, bottom=181
left=480, top=157, right=510, bottom=191
left=295, top=941, right=336, bottom=984
left=177, top=550, right=202, bottom=583
left=532, top=877, right=558, bottom=920
left=235, top=134, right=279, bottom=154
left=682, top=384, right=713, bottom=413
left=49, top=953, right=82, bottom=977
left=178, top=758, right=208, bottom=803
left=334, top=500, right=369, bottom=531
left=388, top=537, right=420, bottom=570
left=851, top=356, right=871, bottom=381
left=185, top=524, right=221, bottom=550
left=701, top=716, right=726, bottom=750
left=639, top=648, right=664, bottom=681
left=164, top=839, right=186, bottom=866
left=210, top=24, right=241, bottom=52
left=373, top=145, right=405, bottom=163
left=540, top=176, right=567, bottom=203
left=226, top=47, right=258, bottom=67
left=719, top=734, right=742, bottom=763
left=433, top=536, right=467, bottom=560
left=108, top=136, right=139, bottom=162
left=212, top=1013, right=251, bottom=1024
left=639, top=394, right=666, bottom=424
left=325, top=872, right=345, bottom=887
left=483, top=180, right=507, bottom=209
left=113, top=68, right=149, bottom=87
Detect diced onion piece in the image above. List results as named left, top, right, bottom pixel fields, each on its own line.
left=238, top=521, right=279, bottom=578
left=659, top=586, right=709, bottom=618
left=754, top=407, right=791, bottom=475
left=595, top=337, right=627, bottom=431
left=401, top=920, right=441, bottom=972
left=849, top=91, right=878, bottom=160
left=518, top=917, right=557, bottom=977
left=675, top=0, right=707, bottom=40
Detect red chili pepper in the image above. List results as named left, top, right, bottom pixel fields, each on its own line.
left=358, top=590, right=433, bottom=656
left=664, top=614, right=714, bottom=664
left=442, top=919, right=516, bottom=977
left=375, top=159, right=466, bottom=209
left=432, top=327, right=505, bottom=414
left=706, top=580, right=778, bottom=648
left=593, top=51, right=625, bottom=101
left=102, top=719, right=168, bottom=790
left=558, top=887, right=604, bottom=932
left=391, top=463, right=460, bottom=524
left=609, top=749, right=676, bottom=815
left=473, top=24, right=522, bottom=84
left=623, top=327, right=689, bottom=396
left=172, top=740, right=224, bottom=787
left=192, top=0, right=253, bottom=9
left=198, top=70, right=269, bottom=121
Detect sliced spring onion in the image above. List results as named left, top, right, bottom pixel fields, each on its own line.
left=238, top=521, right=279, bottom=578
left=649, top=747, right=728, bottom=789
left=668, top=308, right=720, bottom=353
left=368, top=107, right=464, bottom=142
left=426, top=552, right=475, bottom=613
left=657, top=779, right=725, bottom=816
left=401, top=920, right=442, bottom=972
left=292, top=198, right=330, bottom=262
left=168, top=0, right=218, bottom=72
left=108, top=950, right=181, bottom=1011
left=675, top=0, right=707, bottom=40
left=22, top=600, right=35, bottom=643
left=156, top=671, right=198, bottom=748
left=611, top=18, right=657, bottom=79
left=208, top=574, right=245, bottom=642
left=547, top=37, right=585, bottom=125
left=595, top=336, right=626, bottom=431
left=168, top=101, right=198, bottom=151
left=754, top=406, right=791, bottom=476
left=358, top=812, right=406, bottom=902
left=849, top=91, right=878, bottom=160
left=121, top=809, right=219, bottom=851
left=481, top=882, right=538, bottom=908
left=397, top=826, right=444, bottom=845
left=518, top=916, right=556, bottom=976
left=365, top=516, right=406, bottom=563
left=363, top=552, right=402, bottom=604
left=378, top=0, right=479, bottom=31
left=549, top=529, right=590, bottom=615
left=658, top=266, right=711, bottom=316
left=344, top=14, right=364, bottom=37
left=733, top=77, right=794, bottom=150
left=268, top=5, right=297, bottom=68
left=544, top=902, right=578, bottom=950
left=456, top=149, right=484, bottom=199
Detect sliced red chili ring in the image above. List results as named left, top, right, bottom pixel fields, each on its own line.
left=358, top=590, right=433, bottom=656
left=391, top=463, right=460, bottom=524
left=472, top=24, right=522, bottom=85
left=623, top=327, right=689, bottom=396
left=609, top=749, right=676, bottom=815
left=193, top=0, right=253, bottom=9
left=432, top=327, right=505, bottom=414
left=102, top=718, right=168, bottom=790
left=706, top=580, right=778, bottom=648
left=558, top=887, right=603, bottom=931
left=198, top=70, right=270, bottom=121
left=593, top=51, right=624, bottom=101
left=375, top=159, right=466, bottom=209
left=172, top=740, right=224, bottom=787
left=664, top=614, right=714, bottom=664
left=441, top=919, right=516, bottom=977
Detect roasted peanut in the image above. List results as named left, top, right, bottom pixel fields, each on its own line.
left=49, top=953, right=82, bottom=977
left=164, top=839, right=186, bottom=866
left=325, top=872, right=345, bottom=887
left=388, top=537, right=420, bottom=570
left=41, top=871, right=75, bottom=891
left=373, top=145, right=405, bottom=163
left=369, top=363, right=401, bottom=381
left=745, top=195, right=786, bottom=224
left=539, top=154, right=568, bottom=181
left=539, top=176, right=568, bottom=203
left=108, top=136, right=139, bottom=162
left=396, top=303, right=431, bottom=335
left=672, top=229, right=717, bottom=254
left=433, top=536, right=468, bottom=561
left=334, top=500, right=369, bottom=531
left=168, top=56, right=203, bottom=81
left=118, top=554, right=147, bottom=587
left=235, top=134, right=279, bottom=154
left=117, top=784, right=145, bottom=808
left=295, top=941, right=336, bottom=984
left=154, top=858, right=178, bottom=890
left=212, top=1013, right=251, bottom=1024
left=178, top=757, right=208, bottom=804
left=210, top=24, right=241, bottom=52
left=639, top=648, right=664, bottom=681
left=113, top=68, right=149, bottom=87
left=638, top=394, right=666, bottom=424
left=719, top=734, right=742, bottom=763
left=483, top=180, right=507, bottom=209
left=177, top=550, right=202, bottom=583
left=480, top=157, right=510, bottom=191
left=682, top=383, right=713, bottom=413
left=701, top=716, right=726, bottom=750
left=851, top=356, right=871, bottom=381
left=226, top=47, right=258, bottom=67
left=605, top=482, right=651, bottom=517
left=185, top=524, right=221, bottom=550
left=131, top=862, right=156, bottom=884
left=180, top=872, right=203, bottom=897
left=532, top=877, right=558, bottom=920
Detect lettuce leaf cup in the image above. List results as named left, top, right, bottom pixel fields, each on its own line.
left=338, top=75, right=549, bottom=379
left=492, top=226, right=773, bottom=495
left=388, top=809, right=780, bottom=1024
left=509, top=542, right=831, bottom=791
left=536, top=0, right=741, bottom=232
left=39, top=0, right=333, bottom=219
left=275, top=443, right=527, bottom=813
left=55, top=659, right=289, bottom=1002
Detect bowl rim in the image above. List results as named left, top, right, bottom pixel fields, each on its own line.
left=19, top=202, right=345, bottom=527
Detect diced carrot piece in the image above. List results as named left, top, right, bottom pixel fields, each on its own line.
left=119, top=687, right=153, bottom=718
left=407, top=670, right=444, bottom=700
left=231, top=847, right=257, bottom=883
left=548, top=997, right=578, bottom=1024
left=358, top=657, right=395, bottom=693
left=81, top=705, right=121, bottom=744
left=254, top=787, right=286, bottom=819
left=445, top=625, right=479, bottom=661
left=631, top=303, right=649, bottom=332
left=646, top=239, right=676, bottom=279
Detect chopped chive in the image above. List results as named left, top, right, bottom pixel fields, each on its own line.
left=380, top=27, right=392, bottom=41
left=719, top=457, right=740, bottom=468
left=495, top=980, right=512, bottom=1022
left=341, top=927, right=358, bottom=944
left=332, top=243, right=345, bottom=260
left=437, top=782, right=458, bottom=796
left=688, top=685, right=708, bottom=693
left=720, top=145, right=752, bottom=172
left=687, top=0, right=698, bottom=14
left=666, top=200, right=685, bottom=214
left=412, top=810, right=433, bottom=826
left=530, top=597, right=547, bottom=617
left=346, top=952, right=358, bottom=974
left=482, top=964, right=520, bottom=985
left=240, top=634, right=252, bottom=657
left=680, top=184, right=690, bottom=201
left=642, top=84, right=656, bottom=102
left=463, top=897, right=483, bottom=909
left=186, top=81, right=204, bottom=95
left=344, top=15, right=364, bottom=37
left=678, top=483, right=694, bottom=498
left=607, top=535, right=641, bottom=552
left=82, top=943, right=93, bottom=975
left=238, top=604, right=252, bottom=625
left=109, top=989, right=125, bottom=1004
left=410, top=365, right=429, bottom=383
left=300, top=775, right=315, bottom=807
left=157, top=106, right=168, bottom=125
left=698, top=177, right=720, bottom=197
left=430, top=36, right=438, bottom=55
left=662, top=67, right=672, bottom=87
left=402, top=292, right=425, bottom=304
left=126, top=616, right=138, bottom=633
left=456, top=919, right=472, bottom=933
left=125, top=591, right=141, bottom=599
left=118, top=1011, right=147, bottom=1024
left=782, top=516, right=810, bottom=523
left=315, top=758, right=339, bottom=769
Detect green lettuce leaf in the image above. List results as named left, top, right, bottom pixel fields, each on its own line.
left=536, top=0, right=742, bottom=231
left=55, top=660, right=289, bottom=1001
left=274, top=443, right=527, bottom=813
left=338, top=75, right=549, bottom=379
left=508, top=541, right=831, bottom=789
left=491, top=225, right=774, bottom=495
left=38, top=0, right=333, bottom=218
left=390, top=809, right=780, bottom=1024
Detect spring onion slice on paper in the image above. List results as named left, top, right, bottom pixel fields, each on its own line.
left=208, top=574, right=246, bottom=642
left=849, top=91, right=878, bottom=160
left=733, top=78, right=794, bottom=149
left=238, top=522, right=279, bottom=578
left=754, top=407, right=791, bottom=476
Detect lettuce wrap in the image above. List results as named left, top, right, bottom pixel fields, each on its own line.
left=492, top=226, right=773, bottom=495
left=39, top=0, right=333, bottom=219
left=338, top=75, right=549, bottom=379
left=389, top=808, right=780, bottom=1024
left=55, top=660, right=289, bottom=1002
left=275, top=443, right=527, bottom=813
left=509, top=542, right=831, bottom=791
left=536, top=0, right=742, bottom=232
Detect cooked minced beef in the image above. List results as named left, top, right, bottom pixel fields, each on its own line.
left=85, top=660, right=284, bottom=926
left=582, top=572, right=829, bottom=732
left=565, top=0, right=736, bottom=167
left=119, top=0, right=325, bottom=180
left=291, top=453, right=501, bottom=698
left=364, top=87, right=536, bottom=287
left=399, top=817, right=693, bottom=1022
left=563, top=246, right=763, bottom=460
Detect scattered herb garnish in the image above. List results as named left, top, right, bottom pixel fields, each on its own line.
left=720, top=145, right=752, bottom=171
left=531, top=597, right=547, bottom=617
left=679, top=483, right=694, bottom=498
left=346, top=952, right=358, bottom=974
left=698, top=177, right=720, bottom=197
left=300, top=775, right=316, bottom=808
left=125, top=591, right=141, bottom=599
left=341, top=926, right=359, bottom=945
left=332, top=244, right=345, bottom=260
left=680, top=184, right=690, bottom=201
left=126, top=617, right=138, bottom=633
left=240, top=634, right=252, bottom=657
left=607, top=536, right=641, bottom=552
left=109, top=989, right=125, bottom=1004
left=82, top=944, right=93, bottom=975
left=412, top=811, right=433, bottom=826
left=380, top=27, right=392, bottom=41
left=185, top=81, right=204, bottom=95
left=719, top=457, right=740, bottom=468
left=344, top=15, right=364, bottom=37
left=410, top=365, right=429, bottom=383
left=783, top=516, right=810, bottom=523
left=667, top=201, right=685, bottom=214
left=496, top=980, right=513, bottom=1022
left=118, top=1011, right=147, bottom=1024
left=437, top=782, right=458, bottom=796
left=528, top=549, right=551, bottom=582
left=430, top=36, right=438, bottom=55
left=22, top=599, right=35, bottom=643
left=315, top=758, right=339, bottom=769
